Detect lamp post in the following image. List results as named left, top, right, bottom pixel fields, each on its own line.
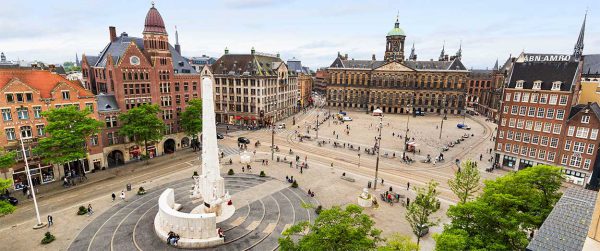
left=358, top=153, right=361, bottom=168
left=19, top=137, right=46, bottom=229
left=404, top=104, right=412, bottom=151
left=439, top=101, right=448, bottom=139
left=373, top=116, right=383, bottom=190
left=271, top=120, right=275, bottom=161
left=316, top=113, right=320, bottom=139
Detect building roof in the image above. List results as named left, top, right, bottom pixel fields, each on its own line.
left=84, top=55, right=99, bottom=66
left=143, top=4, right=166, bottom=34
left=583, top=54, right=600, bottom=77
left=568, top=102, right=600, bottom=121
left=387, top=19, right=406, bottom=36
left=527, top=188, right=598, bottom=251
left=329, top=57, right=467, bottom=72
left=507, top=61, right=579, bottom=91
left=287, top=58, right=310, bottom=74
left=96, top=93, right=120, bottom=112
left=0, top=69, right=93, bottom=98
left=211, top=53, right=287, bottom=77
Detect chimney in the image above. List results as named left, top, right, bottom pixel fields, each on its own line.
left=372, top=54, right=376, bottom=60
left=109, top=26, right=117, bottom=42
left=344, top=54, right=348, bottom=60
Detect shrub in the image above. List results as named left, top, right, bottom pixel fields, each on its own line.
left=315, top=205, right=323, bottom=214
left=77, top=206, right=88, bottom=215
left=291, top=180, right=298, bottom=188
left=193, top=171, right=199, bottom=177
left=41, top=232, right=55, bottom=244
left=137, top=187, right=146, bottom=195
left=259, top=171, right=266, bottom=177
left=228, top=169, right=234, bottom=175
left=0, top=201, right=16, bottom=216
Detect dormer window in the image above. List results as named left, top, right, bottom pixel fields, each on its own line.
left=582, top=115, right=590, bottom=124
left=551, top=81, right=562, bottom=91
left=62, top=90, right=70, bottom=100
left=515, top=80, right=524, bottom=89
left=533, top=80, right=542, bottom=90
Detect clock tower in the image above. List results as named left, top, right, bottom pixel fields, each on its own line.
left=384, top=16, right=406, bottom=62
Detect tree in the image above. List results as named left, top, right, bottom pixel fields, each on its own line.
left=119, top=104, right=165, bottom=159
left=378, top=233, right=419, bottom=251
left=0, top=147, right=16, bottom=215
left=279, top=204, right=382, bottom=251
left=435, top=165, right=564, bottom=250
left=448, top=160, right=480, bottom=204
left=36, top=106, right=103, bottom=175
left=405, top=181, right=440, bottom=246
left=179, top=99, right=202, bottom=150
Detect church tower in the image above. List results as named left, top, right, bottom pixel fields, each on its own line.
left=384, top=15, right=406, bottom=62
left=143, top=3, right=172, bottom=67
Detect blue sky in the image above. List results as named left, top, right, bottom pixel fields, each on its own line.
left=0, top=0, right=598, bottom=70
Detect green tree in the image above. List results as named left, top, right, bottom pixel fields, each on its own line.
left=279, top=204, right=382, bottom=251
left=448, top=160, right=480, bottom=204
left=119, top=104, right=165, bottom=159
left=405, top=181, right=440, bottom=246
left=179, top=98, right=202, bottom=141
left=378, top=233, right=419, bottom=251
left=435, top=165, right=564, bottom=250
left=0, top=147, right=16, bottom=215
left=36, top=106, right=103, bottom=175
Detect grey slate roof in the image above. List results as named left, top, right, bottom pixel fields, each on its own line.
left=507, top=61, right=579, bottom=91
left=93, top=33, right=196, bottom=74
left=211, top=53, right=285, bottom=77
left=583, top=54, right=600, bottom=77
left=329, top=56, right=467, bottom=71
left=568, top=102, right=600, bottom=122
left=84, top=55, right=99, bottom=66
left=96, top=93, right=119, bottom=112
left=526, top=188, right=598, bottom=251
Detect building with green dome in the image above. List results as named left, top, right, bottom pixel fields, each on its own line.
left=384, top=17, right=406, bottom=62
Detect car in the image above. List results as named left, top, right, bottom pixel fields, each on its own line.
left=415, top=111, right=426, bottom=116
left=237, top=137, right=250, bottom=144
left=277, top=123, right=286, bottom=129
left=0, top=194, right=18, bottom=206
left=217, top=133, right=224, bottom=139
left=342, top=116, right=352, bottom=121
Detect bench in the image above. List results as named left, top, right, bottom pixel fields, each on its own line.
left=341, top=176, right=355, bottom=182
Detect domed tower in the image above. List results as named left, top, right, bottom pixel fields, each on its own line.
left=143, top=2, right=171, bottom=66
left=384, top=15, right=406, bottom=62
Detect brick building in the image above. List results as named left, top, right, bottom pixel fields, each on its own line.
left=314, top=68, right=328, bottom=94
left=466, top=69, right=493, bottom=112
left=210, top=48, right=298, bottom=126
left=81, top=3, right=212, bottom=167
left=0, top=69, right=100, bottom=189
left=561, top=102, right=600, bottom=187
left=287, top=58, right=313, bottom=108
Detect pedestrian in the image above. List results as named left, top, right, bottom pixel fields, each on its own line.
left=112, top=192, right=116, bottom=201
left=381, top=179, right=384, bottom=185
left=300, top=166, right=303, bottom=174
left=242, top=166, right=245, bottom=172
left=47, top=215, right=53, bottom=228
left=406, top=197, right=410, bottom=207
left=22, top=185, right=28, bottom=196
left=120, top=190, right=125, bottom=201
left=407, top=182, right=410, bottom=190
left=87, top=204, right=94, bottom=216
left=290, top=162, right=292, bottom=168
left=480, top=154, right=483, bottom=161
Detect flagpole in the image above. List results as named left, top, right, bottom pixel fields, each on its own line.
left=20, top=137, right=46, bottom=229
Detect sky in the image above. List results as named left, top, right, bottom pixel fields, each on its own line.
left=1, top=0, right=599, bottom=70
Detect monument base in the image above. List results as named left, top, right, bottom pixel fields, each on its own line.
left=191, top=203, right=235, bottom=224
left=357, top=196, right=373, bottom=207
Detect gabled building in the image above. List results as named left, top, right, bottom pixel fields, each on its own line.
left=287, top=58, right=313, bottom=108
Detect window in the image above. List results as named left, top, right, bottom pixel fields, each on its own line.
left=530, top=148, right=537, bottom=157
left=552, top=124, right=561, bottom=134
left=25, top=93, right=33, bottom=102
left=546, top=108, right=554, bottom=119
left=537, top=107, right=545, bottom=118
left=505, top=143, right=511, bottom=152
left=591, top=129, right=598, bottom=140
left=513, top=145, right=520, bottom=154
left=576, top=127, right=590, bottom=138
left=522, top=93, right=530, bottom=102
left=17, top=107, right=29, bottom=120
left=541, top=136, right=549, bottom=146
left=509, top=118, right=516, bottom=128
left=5, top=93, right=14, bottom=103
left=503, top=106, right=509, bottom=114
left=584, top=159, right=591, bottom=170
left=183, top=82, right=189, bottom=91
left=505, top=93, right=511, bottom=101
left=539, top=94, right=548, bottom=104
left=33, top=106, right=42, bottom=118
left=533, top=81, right=542, bottom=90
left=538, top=150, right=546, bottom=159
left=517, top=119, right=524, bottom=129
left=525, top=121, right=533, bottom=130
left=507, top=130, right=514, bottom=140
left=570, top=155, right=581, bottom=167
left=36, top=125, right=45, bottom=136
left=561, top=155, right=568, bottom=165
left=91, top=135, right=98, bottom=146
left=161, top=96, right=172, bottom=107
left=513, top=92, right=521, bottom=102
left=550, top=138, right=558, bottom=148
left=565, top=140, right=572, bottom=150
left=556, top=110, right=565, bottom=120
left=5, top=128, right=15, bottom=140
left=559, top=95, right=568, bottom=105
left=531, top=93, right=539, bottom=103
left=523, top=133, right=531, bottom=143
left=175, top=83, right=180, bottom=92
left=528, top=107, right=536, bottom=117
left=574, top=142, right=586, bottom=153
left=547, top=152, right=555, bottom=162
left=86, top=103, right=94, bottom=112
left=587, top=144, right=595, bottom=155
left=519, top=106, right=527, bottom=116
left=1, top=108, right=11, bottom=121
left=497, top=143, right=502, bottom=151
left=16, top=93, right=23, bottom=102
left=543, top=122, right=552, bottom=133
left=534, top=121, right=542, bottom=131
left=549, top=94, right=558, bottom=104
left=499, top=130, right=504, bottom=138
left=501, top=118, right=506, bottom=126
left=105, top=116, right=117, bottom=128
left=515, top=132, right=522, bottom=141
left=568, top=126, right=575, bottom=136
left=521, top=146, right=528, bottom=155
left=582, top=115, right=590, bottom=124
left=20, top=126, right=32, bottom=138
left=551, top=81, right=561, bottom=91
left=62, top=91, right=70, bottom=100
left=511, top=105, right=518, bottom=115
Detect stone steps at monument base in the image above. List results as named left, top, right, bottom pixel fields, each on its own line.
left=250, top=191, right=296, bottom=251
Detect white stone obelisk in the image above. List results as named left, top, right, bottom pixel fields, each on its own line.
left=199, top=77, right=227, bottom=213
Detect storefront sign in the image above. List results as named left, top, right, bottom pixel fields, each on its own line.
left=523, top=54, right=571, bottom=62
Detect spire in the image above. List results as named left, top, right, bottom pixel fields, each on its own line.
left=493, top=58, right=499, bottom=71
left=455, top=40, right=462, bottom=60
left=395, top=10, right=400, bottom=28
left=409, top=43, right=417, bottom=61
left=573, top=10, right=587, bottom=59
left=174, top=25, right=181, bottom=54
left=0, top=52, right=5, bottom=63
left=75, top=53, right=80, bottom=66
left=439, top=41, right=446, bottom=61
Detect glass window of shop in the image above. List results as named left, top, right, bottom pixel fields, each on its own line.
left=518, top=159, right=534, bottom=170
left=12, top=165, right=55, bottom=190
left=502, top=155, right=517, bottom=168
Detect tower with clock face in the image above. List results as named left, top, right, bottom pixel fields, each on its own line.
left=384, top=17, right=406, bottom=62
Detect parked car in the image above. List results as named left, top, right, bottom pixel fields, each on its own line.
left=237, top=137, right=250, bottom=144
left=415, top=111, right=426, bottom=116
left=217, top=133, right=224, bottom=139
left=277, top=123, right=286, bottom=129
left=342, top=116, right=353, bottom=121
left=0, top=194, right=18, bottom=206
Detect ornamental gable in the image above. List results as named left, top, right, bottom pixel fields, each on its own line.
left=373, top=61, right=415, bottom=72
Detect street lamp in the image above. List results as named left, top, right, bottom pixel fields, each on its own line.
left=316, top=113, right=320, bottom=139
left=439, top=101, right=448, bottom=139
left=404, top=104, right=412, bottom=151
left=19, top=137, right=46, bottom=229
left=358, top=153, right=361, bottom=168
left=373, top=116, right=383, bottom=190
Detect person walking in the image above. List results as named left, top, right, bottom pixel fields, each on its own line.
left=406, top=197, right=410, bottom=207
left=407, top=182, right=410, bottom=191
left=120, top=190, right=125, bottom=201
left=111, top=192, right=116, bottom=201
left=87, top=204, right=94, bottom=216
left=47, top=215, right=53, bottom=228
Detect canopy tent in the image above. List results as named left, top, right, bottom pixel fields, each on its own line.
left=372, top=108, right=383, bottom=116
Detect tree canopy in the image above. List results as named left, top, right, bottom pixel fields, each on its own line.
left=0, top=143, right=16, bottom=215
left=179, top=99, right=202, bottom=139
left=405, top=181, right=441, bottom=246
left=118, top=104, right=165, bottom=157
left=279, top=204, right=382, bottom=251
left=378, top=233, right=419, bottom=251
left=435, top=164, right=564, bottom=250
left=448, top=160, right=480, bottom=204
